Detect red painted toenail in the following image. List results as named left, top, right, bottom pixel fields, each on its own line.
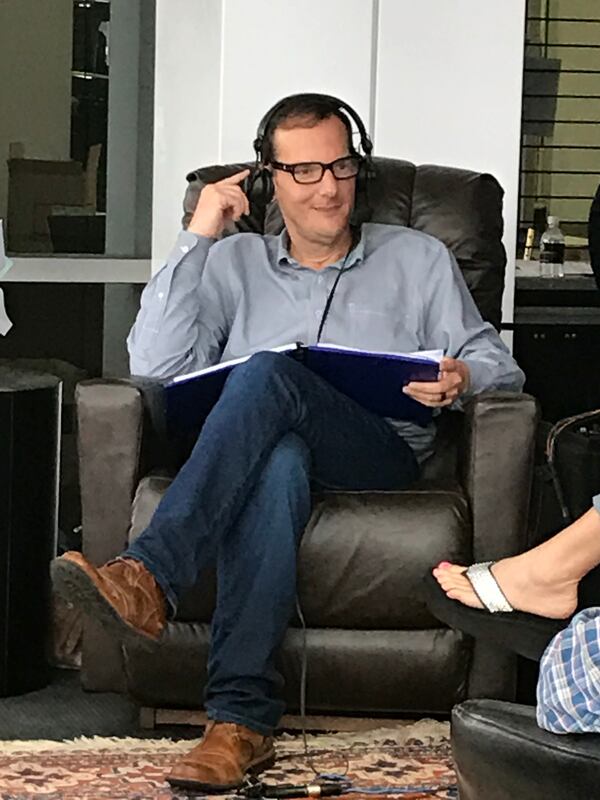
left=438, top=561, right=451, bottom=568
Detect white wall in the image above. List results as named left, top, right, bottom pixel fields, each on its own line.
left=152, top=0, right=526, bottom=326
left=103, top=1, right=156, bottom=377
left=152, top=0, right=376, bottom=267
left=375, top=0, right=526, bottom=325
left=219, top=0, right=375, bottom=163
left=0, top=0, right=73, bottom=220
left=152, top=0, right=223, bottom=266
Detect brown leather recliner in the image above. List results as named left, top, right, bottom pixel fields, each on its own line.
left=76, top=157, right=537, bottom=718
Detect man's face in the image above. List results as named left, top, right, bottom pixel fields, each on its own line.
left=271, top=115, right=356, bottom=245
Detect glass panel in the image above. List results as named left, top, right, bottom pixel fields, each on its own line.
left=530, top=45, right=600, bottom=72
left=523, top=148, right=600, bottom=172
left=556, top=71, right=600, bottom=95
left=525, top=97, right=600, bottom=122
left=527, top=20, right=600, bottom=47
left=546, top=121, right=600, bottom=147
left=0, top=0, right=155, bottom=257
left=546, top=20, right=600, bottom=45
left=522, top=172, right=600, bottom=198
left=548, top=0, right=600, bottom=21
left=519, top=1, right=600, bottom=256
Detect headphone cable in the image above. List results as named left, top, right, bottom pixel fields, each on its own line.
left=316, top=228, right=359, bottom=344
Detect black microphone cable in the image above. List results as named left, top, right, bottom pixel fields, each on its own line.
left=315, top=228, right=360, bottom=344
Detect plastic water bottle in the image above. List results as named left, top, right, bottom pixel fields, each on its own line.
left=539, top=216, right=565, bottom=278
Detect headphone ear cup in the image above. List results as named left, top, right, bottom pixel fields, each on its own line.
left=352, top=158, right=373, bottom=225
left=261, top=169, right=274, bottom=205
left=243, top=166, right=274, bottom=208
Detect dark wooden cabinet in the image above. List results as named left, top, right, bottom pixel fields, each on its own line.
left=512, top=275, right=600, bottom=422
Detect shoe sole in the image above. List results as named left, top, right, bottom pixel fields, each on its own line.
left=166, top=749, right=276, bottom=792
left=50, top=558, right=160, bottom=651
left=422, top=571, right=566, bottom=662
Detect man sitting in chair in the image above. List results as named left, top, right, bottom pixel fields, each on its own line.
left=52, top=93, right=524, bottom=792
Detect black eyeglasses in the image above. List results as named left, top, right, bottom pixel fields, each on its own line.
left=270, top=155, right=362, bottom=184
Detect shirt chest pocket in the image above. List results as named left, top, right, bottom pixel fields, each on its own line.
left=347, top=302, right=392, bottom=317
left=343, top=302, right=419, bottom=351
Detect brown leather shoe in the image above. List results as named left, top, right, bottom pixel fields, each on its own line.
left=50, top=551, right=166, bottom=646
left=166, top=721, right=275, bottom=791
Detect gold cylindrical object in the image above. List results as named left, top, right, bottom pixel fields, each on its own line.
left=523, top=227, right=535, bottom=261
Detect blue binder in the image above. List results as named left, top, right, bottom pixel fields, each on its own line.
left=163, top=343, right=440, bottom=438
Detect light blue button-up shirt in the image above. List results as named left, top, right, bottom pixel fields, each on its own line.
left=128, top=222, right=525, bottom=460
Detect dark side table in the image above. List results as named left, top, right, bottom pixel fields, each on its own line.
left=0, top=368, right=61, bottom=696
left=512, top=271, right=600, bottom=421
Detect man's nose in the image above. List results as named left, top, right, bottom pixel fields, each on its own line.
left=318, top=167, right=339, bottom=195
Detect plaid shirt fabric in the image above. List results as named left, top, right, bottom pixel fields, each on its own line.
left=537, top=607, right=600, bottom=734
left=536, top=494, right=600, bottom=734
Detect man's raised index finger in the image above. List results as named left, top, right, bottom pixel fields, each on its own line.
left=219, top=169, right=251, bottom=185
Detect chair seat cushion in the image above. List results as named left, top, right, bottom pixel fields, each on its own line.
left=128, top=474, right=471, bottom=629
left=124, top=625, right=471, bottom=713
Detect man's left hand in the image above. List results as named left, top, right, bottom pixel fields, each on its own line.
left=403, top=357, right=470, bottom=408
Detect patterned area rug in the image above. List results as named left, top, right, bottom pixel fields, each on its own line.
left=0, top=722, right=456, bottom=799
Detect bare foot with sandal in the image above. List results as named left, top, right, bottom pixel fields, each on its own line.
left=433, top=550, right=579, bottom=620
left=423, top=500, right=600, bottom=662
left=432, top=505, right=600, bottom=618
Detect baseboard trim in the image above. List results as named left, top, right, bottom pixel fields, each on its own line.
left=139, top=708, right=417, bottom=732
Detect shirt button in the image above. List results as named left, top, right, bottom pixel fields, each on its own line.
left=318, top=275, right=324, bottom=284
left=158, top=292, right=164, bottom=300
left=181, top=245, right=190, bottom=254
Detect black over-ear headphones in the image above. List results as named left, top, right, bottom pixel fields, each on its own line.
left=243, top=92, right=375, bottom=220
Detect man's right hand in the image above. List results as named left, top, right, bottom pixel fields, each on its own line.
left=188, top=169, right=251, bottom=238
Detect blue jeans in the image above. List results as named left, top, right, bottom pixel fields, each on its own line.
left=125, top=351, right=419, bottom=734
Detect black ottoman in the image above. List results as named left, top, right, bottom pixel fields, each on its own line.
left=452, top=699, right=600, bottom=800
left=0, top=368, right=61, bottom=695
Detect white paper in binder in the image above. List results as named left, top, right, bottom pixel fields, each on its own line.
left=0, top=219, right=13, bottom=335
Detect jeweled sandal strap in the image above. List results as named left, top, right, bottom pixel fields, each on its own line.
left=465, top=561, right=514, bottom=614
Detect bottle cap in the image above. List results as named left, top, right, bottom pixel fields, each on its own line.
left=548, top=215, right=560, bottom=227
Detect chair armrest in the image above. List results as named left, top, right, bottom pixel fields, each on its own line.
left=459, top=391, right=538, bottom=560
left=77, top=376, right=169, bottom=692
left=76, top=377, right=161, bottom=564
left=456, top=392, right=538, bottom=701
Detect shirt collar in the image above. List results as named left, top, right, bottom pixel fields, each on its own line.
left=277, top=226, right=365, bottom=271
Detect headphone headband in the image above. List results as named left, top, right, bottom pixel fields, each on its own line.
left=253, top=92, right=373, bottom=164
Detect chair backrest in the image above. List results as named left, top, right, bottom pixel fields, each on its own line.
left=183, top=157, right=507, bottom=329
